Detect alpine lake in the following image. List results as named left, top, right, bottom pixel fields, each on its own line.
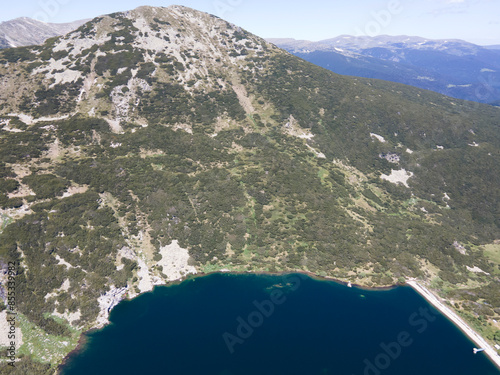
left=60, top=273, right=500, bottom=375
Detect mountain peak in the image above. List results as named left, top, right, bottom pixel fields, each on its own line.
left=0, top=5, right=277, bottom=127
left=127, top=4, right=202, bottom=18
left=0, top=16, right=88, bottom=48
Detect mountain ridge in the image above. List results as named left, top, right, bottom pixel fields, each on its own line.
left=268, top=35, right=500, bottom=104
left=271, top=34, right=490, bottom=54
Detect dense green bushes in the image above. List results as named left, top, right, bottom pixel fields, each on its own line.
left=0, top=190, right=127, bottom=332
left=0, top=357, right=54, bottom=374
left=95, top=50, right=143, bottom=76
left=22, top=174, right=68, bottom=199
left=0, top=178, right=19, bottom=194
left=139, top=83, right=245, bottom=125
left=0, top=128, right=49, bottom=163
left=136, top=62, right=156, bottom=84
left=0, top=46, right=36, bottom=63
left=30, top=81, right=82, bottom=116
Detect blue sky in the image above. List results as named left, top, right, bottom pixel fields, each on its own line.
left=2, top=0, right=500, bottom=45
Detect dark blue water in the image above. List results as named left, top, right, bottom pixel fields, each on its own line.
left=61, top=273, right=500, bottom=375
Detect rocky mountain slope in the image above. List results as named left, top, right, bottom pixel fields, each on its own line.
left=0, top=6, right=499, bottom=373
left=0, top=17, right=88, bottom=49
left=269, top=35, right=500, bottom=105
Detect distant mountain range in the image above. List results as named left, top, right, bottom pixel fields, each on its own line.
left=268, top=35, right=500, bottom=105
left=0, top=17, right=88, bottom=48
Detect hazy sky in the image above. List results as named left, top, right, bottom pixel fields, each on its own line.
left=2, top=0, right=500, bottom=45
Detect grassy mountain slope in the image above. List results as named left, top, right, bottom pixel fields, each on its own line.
left=0, top=5, right=499, bottom=372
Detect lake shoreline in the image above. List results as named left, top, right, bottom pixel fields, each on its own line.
left=195, top=269, right=402, bottom=290
left=406, top=278, right=500, bottom=371
left=57, top=328, right=90, bottom=374
left=56, top=269, right=396, bottom=373
left=57, top=270, right=500, bottom=373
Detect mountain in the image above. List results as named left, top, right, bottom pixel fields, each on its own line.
left=268, top=35, right=500, bottom=105
left=0, top=6, right=499, bottom=373
left=0, top=17, right=88, bottom=49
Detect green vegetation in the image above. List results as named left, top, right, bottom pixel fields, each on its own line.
left=0, top=358, right=54, bottom=374
left=483, top=244, right=500, bottom=267
left=56, top=115, right=110, bottom=146
left=17, top=314, right=81, bottom=363
left=22, top=174, right=69, bottom=199
left=27, top=81, right=82, bottom=117
left=0, top=179, right=19, bottom=194
left=0, top=46, right=36, bottom=63
left=139, top=83, right=246, bottom=125
left=95, top=51, right=143, bottom=76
